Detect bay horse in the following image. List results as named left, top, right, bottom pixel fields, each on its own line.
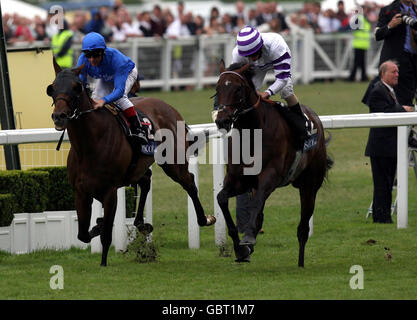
left=47, top=61, right=215, bottom=266
left=214, top=62, right=332, bottom=267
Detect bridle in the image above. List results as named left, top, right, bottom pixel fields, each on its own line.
left=50, top=76, right=96, bottom=150
left=51, top=92, right=95, bottom=121
left=217, top=71, right=261, bottom=123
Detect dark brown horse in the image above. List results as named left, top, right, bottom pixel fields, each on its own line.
left=214, top=62, right=332, bottom=267
left=47, top=62, right=215, bottom=266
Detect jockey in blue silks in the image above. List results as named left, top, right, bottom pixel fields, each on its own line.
left=76, top=32, right=148, bottom=145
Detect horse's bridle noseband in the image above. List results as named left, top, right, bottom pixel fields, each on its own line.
left=217, top=71, right=260, bottom=123
left=51, top=85, right=95, bottom=121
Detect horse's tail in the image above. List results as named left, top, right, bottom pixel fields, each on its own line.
left=324, top=129, right=334, bottom=173
left=185, top=123, right=210, bottom=157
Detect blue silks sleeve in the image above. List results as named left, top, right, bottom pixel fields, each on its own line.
left=102, top=70, right=129, bottom=103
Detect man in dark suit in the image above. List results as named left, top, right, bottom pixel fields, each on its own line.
left=363, top=0, right=417, bottom=107
left=365, top=60, right=414, bottom=223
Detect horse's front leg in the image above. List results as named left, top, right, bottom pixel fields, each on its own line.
left=75, top=192, right=94, bottom=243
left=100, top=188, right=118, bottom=267
left=217, top=185, right=251, bottom=262
left=133, top=169, right=153, bottom=234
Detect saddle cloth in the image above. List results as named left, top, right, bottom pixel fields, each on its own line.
left=104, top=104, right=157, bottom=156
left=274, top=101, right=318, bottom=153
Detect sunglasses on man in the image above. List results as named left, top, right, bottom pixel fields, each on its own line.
left=83, top=50, right=103, bottom=58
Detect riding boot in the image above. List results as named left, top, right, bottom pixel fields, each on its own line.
left=282, top=103, right=309, bottom=150
left=128, top=115, right=148, bottom=145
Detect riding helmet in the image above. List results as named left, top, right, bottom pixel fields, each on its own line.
left=236, top=26, right=263, bottom=57
left=82, top=32, right=107, bottom=51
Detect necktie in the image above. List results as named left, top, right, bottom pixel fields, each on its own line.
left=389, top=89, right=398, bottom=103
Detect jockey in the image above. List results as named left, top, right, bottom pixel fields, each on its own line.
left=213, top=26, right=309, bottom=150
left=76, top=32, right=148, bottom=145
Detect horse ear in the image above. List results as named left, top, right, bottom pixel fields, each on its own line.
left=53, top=57, right=62, bottom=75
left=219, top=59, right=226, bottom=73
left=73, top=64, right=85, bottom=76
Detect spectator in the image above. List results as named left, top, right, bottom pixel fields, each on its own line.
left=84, top=8, right=112, bottom=41
left=139, top=11, right=154, bottom=37
left=336, top=0, right=350, bottom=29
left=70, top=10, right=88, bottom=43
left=364, top=60, right=414, bottom=223
left=194, top=15, right=205, bottom=36
left=247, top=9, right=257, bottom=26
left=363, top=0, right=417, bottom=108
left=318, top=9, right=341, bottom=33
left=11, top=15, right=34, bottom=43
left=270, top=2, right=289, bottom=33
left=34, top=22, right=49, bottom=43
left=51, top=20, right=73, bottom=69
left=348, top=6, right=372, bottom=82
left=150, top=5, right=166, bottom=37
left=222, top=13, right=234, bottom=34
left=232, top=1, right=247, bottom=27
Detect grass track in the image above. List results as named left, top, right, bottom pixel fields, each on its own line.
left=1, top=81, right=417, bottom=300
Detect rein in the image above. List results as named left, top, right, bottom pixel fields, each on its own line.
left=52, top=91, right=97, bottom=151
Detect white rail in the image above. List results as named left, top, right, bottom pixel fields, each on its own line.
left=1, top=112, right=416, bottom=253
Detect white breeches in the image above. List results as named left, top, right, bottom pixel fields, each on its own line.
left=92, top=66, right=138, bottom=110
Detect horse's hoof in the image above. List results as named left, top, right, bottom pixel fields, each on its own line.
left=89, top=224, right=101, bottom=238
left=137, top=223, right=153, bottom=235
left=206, top=215, right=216, bottom=226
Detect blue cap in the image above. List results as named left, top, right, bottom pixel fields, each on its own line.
left=82, top=32, right=106, bottom=51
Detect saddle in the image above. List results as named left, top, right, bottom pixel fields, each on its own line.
left=267, top=100, right=318, bottom=153
left=103, top=103, right=157, bottom=156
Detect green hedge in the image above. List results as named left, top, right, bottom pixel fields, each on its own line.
left=0, top=170, right=49, bottom=213
left=0, top=194, right=18, bottom=227
left=30, top=167, right=75, bottom=211
left=0, top=167, right=136, bottom=224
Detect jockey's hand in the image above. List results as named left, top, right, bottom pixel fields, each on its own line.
left=261, top=91, right=271, bottom=100
left=92, top=99, right=105, bottom=110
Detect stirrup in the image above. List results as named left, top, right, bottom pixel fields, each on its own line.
left=130, top=130, right=148, bottom=145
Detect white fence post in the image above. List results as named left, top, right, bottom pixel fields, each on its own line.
left=145, top=166, right=153, bottom=241
left=397, top=126, right=409, bottom=228
left=114, top=187, right=127, bottom=252
left=90, top=199, right=103, bottom=253
left=212, top=137, right=226, bottom=246
left=188, top=156, right=200, bottom=249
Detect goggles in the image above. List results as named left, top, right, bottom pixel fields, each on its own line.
left=83, top=50, right=103, bottom=58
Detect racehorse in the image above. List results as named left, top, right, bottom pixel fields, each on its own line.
left=214, top=61, right=332, bottom=267
left=47, top=61, right=215, bottom=266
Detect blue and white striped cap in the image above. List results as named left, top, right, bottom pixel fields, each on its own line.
left=237, top=26, right=263, bottom=57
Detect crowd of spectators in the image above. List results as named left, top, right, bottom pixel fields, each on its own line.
left=2, top=0, right=384, bottom=46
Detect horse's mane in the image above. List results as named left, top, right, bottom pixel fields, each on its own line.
left=227, top=62, right=256, bottom=92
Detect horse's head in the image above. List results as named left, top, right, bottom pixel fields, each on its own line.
left=47, top=60, right=85, bottom=131
left=214, top=61, right=258, bottom=132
